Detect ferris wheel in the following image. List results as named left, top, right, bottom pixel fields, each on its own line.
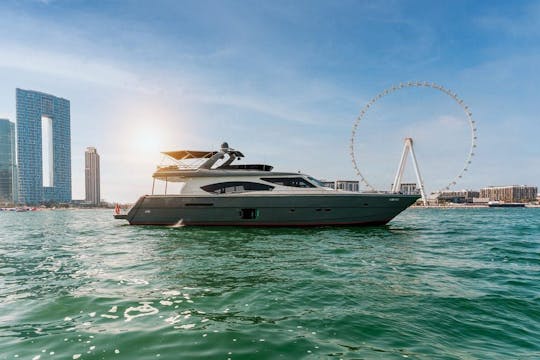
left=350, top=81, right=477, bottom=195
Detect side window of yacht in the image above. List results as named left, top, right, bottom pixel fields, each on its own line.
left=306, top=176, right=326, bottom=187
left=260, top=177, right=315, bottom=188
left=201, top=182, right=274, bottom=194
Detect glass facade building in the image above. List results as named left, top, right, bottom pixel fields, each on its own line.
left=16, top=89, right=71, bottom=204
left=0, top=119, right=16, bottom=203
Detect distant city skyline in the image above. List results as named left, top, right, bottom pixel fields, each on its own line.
left=0, top=1, right=538, bottom=203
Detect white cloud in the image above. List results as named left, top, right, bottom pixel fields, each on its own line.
left=0, top=43, right=145, bottom=91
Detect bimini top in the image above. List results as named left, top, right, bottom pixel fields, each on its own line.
left=162, top=150, right=218, bottom=160
left=155, top=142, right=272, bottom=176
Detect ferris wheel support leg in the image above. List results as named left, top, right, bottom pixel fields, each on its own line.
left=392, top=139, right=410, bottom=193
left=408, top=139, right=428, bottom=206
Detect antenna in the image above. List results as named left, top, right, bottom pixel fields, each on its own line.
left=391, top=138, right=427, bottom=206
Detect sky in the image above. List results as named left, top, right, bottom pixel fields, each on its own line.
left=0, top=0, right=539, bottom=202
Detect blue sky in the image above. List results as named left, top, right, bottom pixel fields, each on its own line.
left=0, top=0, right=538, bottom=202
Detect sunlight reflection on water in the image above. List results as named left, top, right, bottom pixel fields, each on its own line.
left=0, top=208, right=539, bottom=359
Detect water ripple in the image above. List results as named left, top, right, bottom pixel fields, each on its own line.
left=1, top=208, right=539, bottom=359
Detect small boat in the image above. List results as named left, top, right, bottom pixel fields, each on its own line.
left=488, top=201, right=525, bottom=208
left=115, top=142, right=420, bottom=226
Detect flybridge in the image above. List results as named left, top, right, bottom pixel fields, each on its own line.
left=159, top=150, right=219, bottom=171
left=156, top=142, right=272, bottom=172
left=161, top=150, right=217, bottom=160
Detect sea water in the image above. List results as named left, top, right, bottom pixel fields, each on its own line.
left=0, top=208, right=539, bottom=359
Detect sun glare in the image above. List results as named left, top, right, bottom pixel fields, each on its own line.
left=127, top=126, right=165, bottom=165
left=134, top=128, right=160, bottom=153
left=112, top=97, right=194, bottom=167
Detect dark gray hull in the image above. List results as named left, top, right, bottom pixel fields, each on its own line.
left=117, top=193, right=420, bottom=226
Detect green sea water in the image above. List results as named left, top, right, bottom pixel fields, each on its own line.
left=0, top=208, right=539, bottom=359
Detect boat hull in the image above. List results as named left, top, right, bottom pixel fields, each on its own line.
left=119, top=193, right=420, bottom=227
left=488, top=203, right=525, bottom=208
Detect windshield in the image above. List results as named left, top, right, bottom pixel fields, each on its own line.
left=306, top=176, right=326, bottom=188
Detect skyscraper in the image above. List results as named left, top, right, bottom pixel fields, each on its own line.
left=85, top=147, right=100, bottom=205
left=16, top=89, right=71, bottom=205
left=0, top=119, right=16, bottom=203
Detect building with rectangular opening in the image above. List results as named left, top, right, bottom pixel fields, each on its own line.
left=16, top=89, right=71, bottom=205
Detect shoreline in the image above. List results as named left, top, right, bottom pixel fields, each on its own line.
left=412, top=204, right=540, bottom=209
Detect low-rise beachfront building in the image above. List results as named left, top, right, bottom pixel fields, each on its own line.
left=335, top=180, right=360, bottom=192
left=480, top=185, right=537, bottom=203
left=437, top=190, right=480, bottom=203
left=320, top=180, right=335, bottom=189
left=318, top=180, right=360, bottom=191
left=399, top=183, right=419, bottom=195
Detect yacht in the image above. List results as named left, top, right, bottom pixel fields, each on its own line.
left=114, top=142, right=420, bottom=226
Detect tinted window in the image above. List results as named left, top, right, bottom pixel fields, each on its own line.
left=201, top=181, right=274, bottom=194
left=306, top=176, right=326, bottom=187
left=261, top=177, right=315, bottom=188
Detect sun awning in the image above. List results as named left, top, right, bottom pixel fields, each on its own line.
left=161, top=150, right=218, bottom=160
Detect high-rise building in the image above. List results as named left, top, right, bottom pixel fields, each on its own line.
left=85, top=147, right=100, bottom=205
left=0, top=119, right=17, bottom=203
left=16, top=89, right=71, bottom=205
